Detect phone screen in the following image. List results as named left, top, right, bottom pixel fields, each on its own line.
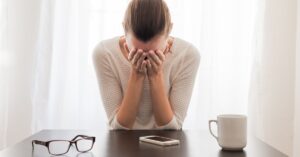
left=146, top=136, right=173, bottom=142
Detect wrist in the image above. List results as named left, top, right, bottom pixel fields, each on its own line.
left=130, top=70, right=145, bottom=81
left=148, top=72, right=164, bottom=82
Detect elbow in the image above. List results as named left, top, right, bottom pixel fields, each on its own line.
left=166, top=126, right=182, bottom=131
left=155, top=116, right=183, bottom=130
left=108, top=115, right=130, bottom=130
left=169, top=120, right=183, bottom=130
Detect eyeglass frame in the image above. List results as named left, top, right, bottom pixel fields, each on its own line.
left=32, top=134, right=96, bottom=156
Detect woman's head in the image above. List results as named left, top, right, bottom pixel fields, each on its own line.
left=123, top=0, right=172, bottom=52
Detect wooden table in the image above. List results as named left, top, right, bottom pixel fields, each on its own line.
left=0, top=130, right=287, bottom=157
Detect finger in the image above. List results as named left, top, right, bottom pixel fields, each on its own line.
left=146, top=59, right=152, bottom=70
left=148, top=50, right=161, bottom=65
left=141, top=60, right=147, bottom=71
left=128, top=48, right=137, bottom=61
left=137, top=52, right=147, bottom=69
left=128, top=46, right=137, bottom=61
left=148, top=56, right=158, bottom=70
left=123, top=42, right=130, bottom=53
left=155, top=50, right=165, bottom=61
left=132, top=49, right=143, bottom=65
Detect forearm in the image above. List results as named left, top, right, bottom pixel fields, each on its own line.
left=149, top=72, right=174, bottom=126
left=117, top=71, right=145, bottom=128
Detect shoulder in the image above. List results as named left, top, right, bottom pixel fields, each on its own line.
left=92, top=36, right=119, bottom=62
left=172, top=37, right=201, bottom=64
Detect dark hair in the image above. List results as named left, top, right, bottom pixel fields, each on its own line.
left=123, top=0, right=172, bottom=42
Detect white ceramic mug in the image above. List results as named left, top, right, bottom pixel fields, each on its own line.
left=209, top=114, right=247, bottom=150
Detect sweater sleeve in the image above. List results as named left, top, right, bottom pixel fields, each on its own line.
left=158, top=45, right=201, bottom=130
left=92, top=42, right=129, bottom=130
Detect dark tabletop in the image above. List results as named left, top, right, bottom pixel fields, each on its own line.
left=0, top=130, right=287, bottom=157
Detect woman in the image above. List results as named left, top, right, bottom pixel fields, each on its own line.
left=93, top=0, right=200, bottom=130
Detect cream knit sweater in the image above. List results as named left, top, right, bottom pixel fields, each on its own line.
left=93, top=36, right=200, bottom=130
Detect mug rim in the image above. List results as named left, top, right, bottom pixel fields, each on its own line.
left=217, top=114, right=247, bottom=119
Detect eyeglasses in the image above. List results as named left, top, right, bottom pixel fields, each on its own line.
left=32, top=135, right=96, bottom=156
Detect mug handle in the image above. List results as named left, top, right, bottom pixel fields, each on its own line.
left=209, top=120, right=218, bottom=141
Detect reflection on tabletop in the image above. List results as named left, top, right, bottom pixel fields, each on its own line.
left=31, top=148, right=94, bottom=157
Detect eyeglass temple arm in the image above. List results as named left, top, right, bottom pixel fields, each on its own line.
left=32, top=140, right=47, bottom=150
left=71, top=135, right=93, bottom=141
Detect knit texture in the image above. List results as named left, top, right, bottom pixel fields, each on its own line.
left=93, top=36, right=201, bottom=130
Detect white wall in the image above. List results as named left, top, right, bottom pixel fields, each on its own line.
left=249, top=0, right=297, bottom=156
left=293, top=0, right=300, bottom=156
left=294, top=40, right=300, bottom=156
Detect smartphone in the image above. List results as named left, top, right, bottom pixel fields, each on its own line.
left=139, top=135, right=180, bottom=146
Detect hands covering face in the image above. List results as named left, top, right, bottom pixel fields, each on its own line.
left=124, top=43, right=166, bottom=77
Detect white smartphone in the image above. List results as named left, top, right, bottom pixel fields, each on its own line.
left=139, top=135, right=180, bottom=146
